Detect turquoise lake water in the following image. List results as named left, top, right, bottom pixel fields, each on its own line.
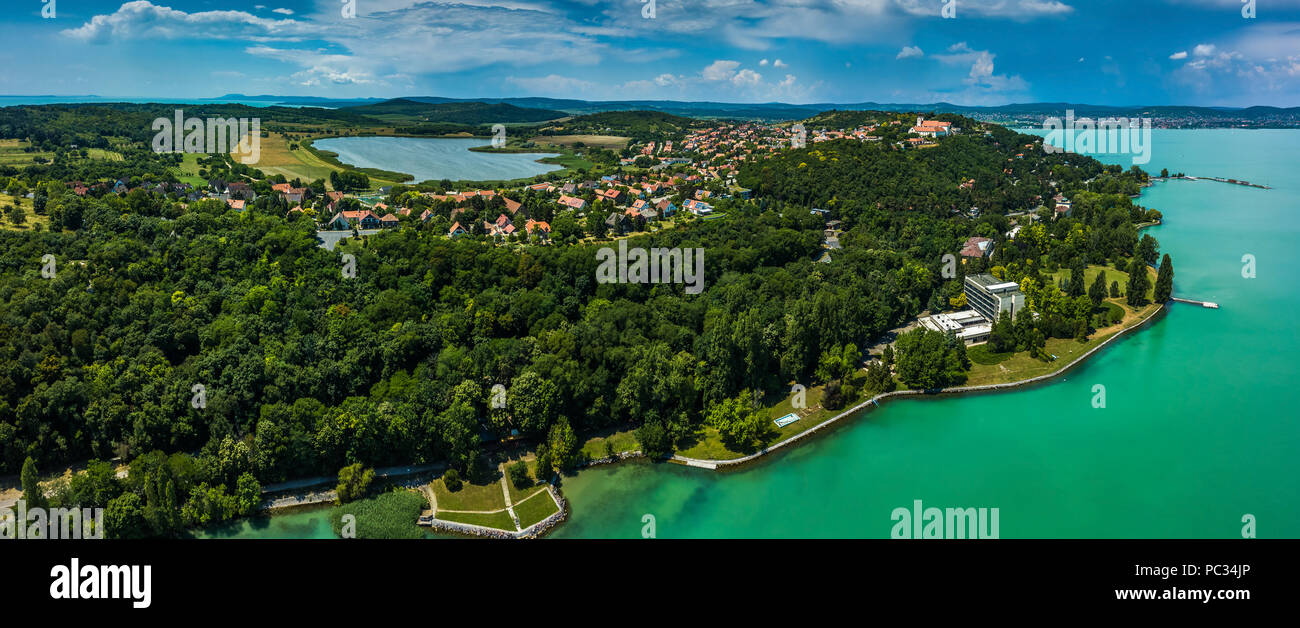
left=219, top=129, right=1299, bottom=539
left=313, top=136, right=561, bottom=183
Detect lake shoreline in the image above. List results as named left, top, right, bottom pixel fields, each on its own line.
left=309, top=135, right=562, bottom=185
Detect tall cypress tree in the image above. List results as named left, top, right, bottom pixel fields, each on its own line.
left=1069, top=258, right=1086, bottom=297
left=1089, top=270, right=1108, bottom=308
left=1154, top=254, right=1174, bottom=303
left=20, top=457, right=46, bottom=509
left=1126, top=257, right=1150, bottom=306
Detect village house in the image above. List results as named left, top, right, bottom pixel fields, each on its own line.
left=960, top=236, right=995, bottom=261
left=558, top=195, right=587, bottom=211
left=525, top=219, right=551, bottom=241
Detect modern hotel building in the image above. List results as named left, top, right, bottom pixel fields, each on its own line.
left=964, top=274, right=1025, bottom=323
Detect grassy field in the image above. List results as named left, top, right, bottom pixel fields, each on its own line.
left=513, top=489, right=559, bottom=529
left=503, top=457, right=549, bottom=504
left=0, top=139, right=52, bottom=167
left=1047, top=263, right=1155, bottom=301
left=0, top=193, right=47, bottom=232
left=965, top=298, right=1160, bottom=387
left=430, top=476, right=506, bottom=512
left=253, top=132, right=346, bottom=184
left=167, top=153, right=209, bottom=187
left=437, top=509, right=516, bottom=531
left=533, top=134, right=630, bottom=149
left=578, top=428, right=639, bottom=460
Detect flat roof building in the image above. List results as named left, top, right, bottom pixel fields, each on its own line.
left=964, top=274, right=1025, bottom=323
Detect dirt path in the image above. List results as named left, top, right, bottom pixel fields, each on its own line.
left=498, top=464, right=521, bottom=531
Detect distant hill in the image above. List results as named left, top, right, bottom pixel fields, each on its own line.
left=536, top=110, right=699, bottom=142
left=342, top=98, right=568, bottom=124
left=31, top=94, right=1300, bottom=128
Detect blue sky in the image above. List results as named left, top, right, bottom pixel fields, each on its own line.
left=4, top=0, right=1300, bottom=106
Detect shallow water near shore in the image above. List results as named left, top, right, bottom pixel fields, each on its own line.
left=552, top=129, right=1300, bottom=538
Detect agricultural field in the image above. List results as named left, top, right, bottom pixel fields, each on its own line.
left=0, top=139, right=52, bottom=168
left=532, top=134, right=630, bottom=150
left=251, top=132, right=341, bottom=184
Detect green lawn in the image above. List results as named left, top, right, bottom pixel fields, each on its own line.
left=430, top=477, right=506, bottom=512
left=1047, top=263, right=1154, bottom=302
left=578, top=428, right=639, bottom=460
left=968, top=343, right=1014, bottom=365
left=965, top=300, right=1160, bottom=387
left=503, top=458, right=549, bottom=504
left=437, top=510, right=516, bottom=531
left=513, top=489, right=559, bottom=529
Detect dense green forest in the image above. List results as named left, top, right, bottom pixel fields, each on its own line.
left=536, top=110, right=701, bottom=143
left=0, top=104, right=1168, bottom=536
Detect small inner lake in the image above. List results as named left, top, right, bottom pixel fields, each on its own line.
left=313, top=136, right=562, bottom=183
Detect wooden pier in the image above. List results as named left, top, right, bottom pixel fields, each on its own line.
left=1171, top=297, right=1219, bottom=309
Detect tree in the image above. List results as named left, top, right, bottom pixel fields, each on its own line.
left=335, top=463, right=374, bottom=504
left=508, top=461, right=531, bottom=490
left=104, top=492, right=148, bottom=539
left=533, top=444, right=553, bottom=482
left=21, top=457, right=45, bottom=509
left=5, top=204, right=25, bottom=226
left=989, top=311, right=1016, bottom=353
left=1110, top=280, right=1120, bottom=299
left=1126, top=257, right=1150, bottom=306
left=864, top=361, right=895, bottom=395
left=635, top=421, right=672, bottom=459
left=893, top=327, right=967, bottom=389
left=509, top=372, right=560, bottom=436
left=1136, top=234, right=1159, bottom=266
left=442, top=467, right=462, bottom=491
left=1068, top=258, right=1086, bottom=297
left=546, top=417, right=578, bottom=470
left=1154, top=254, right=1174, bottom=303
left=1089, top=270, right=1108, bottom=309
left=235, top=473, right=261, bottom=515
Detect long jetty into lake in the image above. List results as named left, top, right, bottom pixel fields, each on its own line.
left=1159, top=175, right=1270, bottom=190
left=1171, top=297, right=1219, bottom=309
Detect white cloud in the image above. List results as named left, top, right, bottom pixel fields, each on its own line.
left=733, top=68, right=763, bottom=86
left=702, top=59, right=742, bottom=81
left=1166, top=24, right=1300, bottom=104
left=932, top=42, right=1029, bottom=95
left=897, top=45, right=924, bottom=59
left=62, top=1, right=306, bottom=43
left=272, top=8, right=293, bottom=15
left=759, top=58, right=769, bottom=66
left=773, top=59, right=788, bottom=67
left=895, top=0, right=1074, bottom=18
left=1169, top=51, right=1188, bottom=60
